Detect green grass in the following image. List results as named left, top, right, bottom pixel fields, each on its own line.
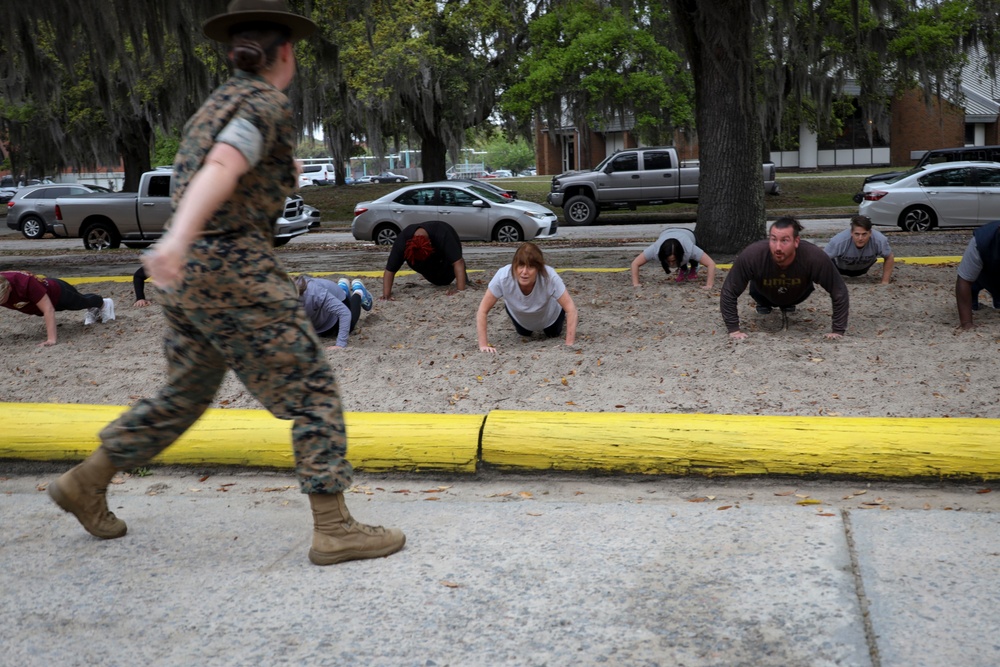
left=301, top=170, right=866, bottom=226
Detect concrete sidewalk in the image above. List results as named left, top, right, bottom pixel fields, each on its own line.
left=2, top=466, right=997, bottom=667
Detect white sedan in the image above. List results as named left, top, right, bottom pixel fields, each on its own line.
left=858, top=160, right=1000, bottom=231
left=351, top=181, right=559, bottom=246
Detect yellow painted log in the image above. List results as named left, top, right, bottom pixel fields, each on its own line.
left=481, top=410, right=1000, bottom=479
left=0, top=403, right=481, bottom=473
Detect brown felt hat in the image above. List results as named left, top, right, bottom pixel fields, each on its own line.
left=203, top=0, right=317, bottom=43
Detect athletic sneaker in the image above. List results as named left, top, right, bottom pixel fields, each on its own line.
left=337, top=278, right=350, bottom=293
left=100, top=298, right=116, bottom=323
left=685, top=267, right=698, bottom=281
left=352, top=279, right=373, bottom=311
left=755, top=304, right=772, bottom=315
left=83, top=307, right=100, bottom=326
left=674, top=271, right=687, bottom=283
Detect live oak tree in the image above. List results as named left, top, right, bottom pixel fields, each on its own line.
left=0, top=1, right=216, bottom=191
left=669, top=0, right=1000, bottom=253
left=305, top=0, right=534, bottom=182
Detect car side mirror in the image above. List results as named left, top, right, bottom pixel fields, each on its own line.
left=473, top=200, right=487, bottom=208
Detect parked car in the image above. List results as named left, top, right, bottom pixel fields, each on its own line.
left=298, top=163, right=335, bottom=186
left=448, top=178, right=517, bottom=200
left=371, top=171, right=409, bottom=184
left=274, top=195, right=313, bottom=246
left=354, top=175, right=374, bottom=184
left=492, top=169, right=514, bottom=178
left=854, top=145, right=1000, bottom=199
left=351, top=181, right=558, bottom=246
left=303, top=203, right=321, bottom=229
left=6, top=183, right=108, bottom=239
left=857, top=161, right=1000, bottom=231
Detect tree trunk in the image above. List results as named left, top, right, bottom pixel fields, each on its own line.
left=670, top=0, right=766, bottom=254
left=118, top=117, right=153, bottom=192
left=421, top=134, right=448, bottom=182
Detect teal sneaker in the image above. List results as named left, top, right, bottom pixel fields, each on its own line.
left=351, top=279, right=373, bottom=311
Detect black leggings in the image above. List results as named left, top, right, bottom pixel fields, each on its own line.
left=53, top=279, right=103, bottom=311
left=317, top=293, right=362, bottom=338
left=505, top=305, right=566, bottom=338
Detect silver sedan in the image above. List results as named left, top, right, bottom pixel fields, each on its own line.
left=858, top=160, right=1000, bottom=231
left=351, top=181, right=559, bottom=246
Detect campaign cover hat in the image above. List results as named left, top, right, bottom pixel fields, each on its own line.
left=203, top=0, right=317, bottom=43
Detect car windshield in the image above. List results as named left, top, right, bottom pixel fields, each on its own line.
left=466, top=185, right=507, bottom=204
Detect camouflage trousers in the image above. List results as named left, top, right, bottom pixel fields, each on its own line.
left=99, top=297, right=353, bottom=494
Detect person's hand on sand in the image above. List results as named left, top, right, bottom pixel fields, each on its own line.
left=479, top=344, right=497, bottom=355
left=325, top=345, right=345, bottom=351
left=729, top=331, right=748, bottom=340
left=824, top=332, right=843, bottom=340
left=134, top=299, right=152, bottom=308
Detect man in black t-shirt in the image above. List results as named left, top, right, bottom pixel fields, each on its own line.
left=720, top=217, right=849, bottom=340
left=382, top=221, right=467, bottom=300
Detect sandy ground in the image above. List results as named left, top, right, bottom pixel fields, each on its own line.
left=2, top=246, right=999, bottom=420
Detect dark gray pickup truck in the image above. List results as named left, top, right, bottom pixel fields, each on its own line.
left=546, top=146, right=779, bottom=225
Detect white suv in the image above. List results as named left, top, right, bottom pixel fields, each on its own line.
left=298, top=163, right=335, bottom=186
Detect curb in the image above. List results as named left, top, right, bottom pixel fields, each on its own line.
left=3, top=403, right=998, bottom=480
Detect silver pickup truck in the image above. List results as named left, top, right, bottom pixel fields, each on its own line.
left=53, top=168, right=312, bottom=249
left=546, top=146, right=780, bottom=225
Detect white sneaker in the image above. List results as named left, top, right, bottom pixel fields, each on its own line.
left=100, top=298, right=115, bottom=323
left=83, top=307, right=100, bottom=326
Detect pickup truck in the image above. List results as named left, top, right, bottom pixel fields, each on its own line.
left=53, top=169, right=312, bottom=250
left=545, top=147, right=780, bottom=225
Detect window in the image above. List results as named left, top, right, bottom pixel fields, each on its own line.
left=147, top=175, right=171, bottom=198
left=919, top=168, right=971, bottom=188
left=27, top=187, right=72, bottom=198
left=609, top=153, right=639, bottom=173
left=976, top=168, right=1000, bottom=187
left=439, top=188, right=480, bottom=207
left=394, top=188, right=436, bottom=206
left=643, top=151, right=673, bottom=171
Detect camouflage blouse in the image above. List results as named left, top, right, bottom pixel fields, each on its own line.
left=169, top=70, right=298, bottom=307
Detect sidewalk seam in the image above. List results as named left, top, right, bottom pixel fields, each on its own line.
left=843, top=509, right=882, bottom=667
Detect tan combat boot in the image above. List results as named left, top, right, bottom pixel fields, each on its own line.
left=309, top=492, right=405, bottom=565
left=48, top=449, right=128, bottom=539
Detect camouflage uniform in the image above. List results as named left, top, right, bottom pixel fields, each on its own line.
left=99, top=71, right=353, bottom=494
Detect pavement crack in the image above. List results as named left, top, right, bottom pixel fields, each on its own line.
left=843, top=509, right=882, bottom=667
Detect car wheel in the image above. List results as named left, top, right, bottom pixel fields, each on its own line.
left=20, top=215, right=45, bottom=239
left=394, top=178, right=403, bottom=183
left=492, top=221, right=523, bottom=243
left=82, top=222, right=122, bottom=250
left=564, top=195, right=598, bottom=226
left=899, top=206, right=935, bottom=232
left=373, top=223, right=400, bottom=246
